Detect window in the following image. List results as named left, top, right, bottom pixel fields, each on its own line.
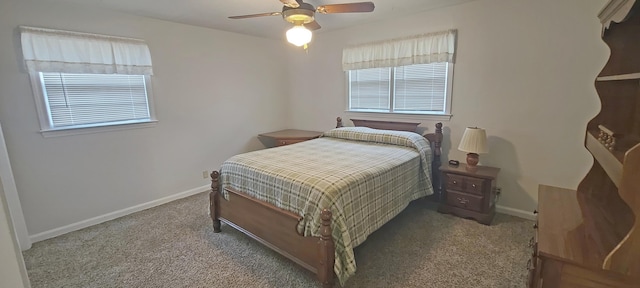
left=20, top=26, right=155, bottom=136
left=37, top=72, right=153, bottom=129
left=347, top=62, right=452, bottom=115
left=342, top=30, right=457, bottom=119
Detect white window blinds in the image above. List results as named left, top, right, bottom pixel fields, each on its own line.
left=20, top=27, right=156, bottom=135
left=394, top=63, right=448, bottom=113
left=342, top=30, right=457, bottom=71
left=40, top=73, right=150, bottom=128
left=348, top=68, right=390, bottom=110
left=348, top=63, right=450, bottom=114
left=20, top=26, right=153, bottom=75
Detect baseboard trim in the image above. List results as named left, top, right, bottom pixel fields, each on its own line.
left=496, top=205, right=536, bottom=221
left=29, top=185, right=210, bottom=243
left=28, top=187, right=535, bottom=242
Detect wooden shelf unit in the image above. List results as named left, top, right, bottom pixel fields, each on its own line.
left=596, top=72, right=640, bottom=81
left=538, top=186, right=610, bottom=270
left=585, top=131, right=623, bottom=186
left=529, top=1, right=640, bottom=287
left=579, top=0, right=640, bottom=276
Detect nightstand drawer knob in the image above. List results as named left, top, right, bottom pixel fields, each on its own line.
left=453, top=180, right=457, bottom=184
left=472, top=184, right=476, bottom=188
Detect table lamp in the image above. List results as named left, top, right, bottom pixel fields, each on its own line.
left=458, top=127, right=488, bottom=168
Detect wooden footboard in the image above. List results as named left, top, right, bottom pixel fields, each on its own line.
left=210, top=171, right=335, bottom=287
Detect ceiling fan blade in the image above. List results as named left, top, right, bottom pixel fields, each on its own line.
left=316, top=2, right=375, bottom=14
left=306, top=20, right=321, bottom=31
left=280, top=0, right=300, bottom=8
left=228, top=12, right=282, bottom=19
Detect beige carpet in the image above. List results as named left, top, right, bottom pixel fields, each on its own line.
left=23, top=192, right=534, bottom=288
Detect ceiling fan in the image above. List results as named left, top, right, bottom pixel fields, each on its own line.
left=229, top=0, right=375, bottom=48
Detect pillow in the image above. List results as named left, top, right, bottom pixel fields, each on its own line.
left=322, top=126, right=429, bottom=149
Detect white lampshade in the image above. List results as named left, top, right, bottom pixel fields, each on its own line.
left=286, top=25, right=312, bottom=47
left=458, top=127, right=488, bottom=154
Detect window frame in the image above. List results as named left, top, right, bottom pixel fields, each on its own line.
left=345, top=62, right=454, bottom=122
left=29, top=72, right=157, bottom=137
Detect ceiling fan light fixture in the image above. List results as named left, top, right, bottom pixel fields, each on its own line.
left=286, top=25, right=312, bottom=47
left=229, top=1, right=376, bottom=48
left=282, top=4, right=315, bottom=24
left=284, top=13, right=314, bottom=24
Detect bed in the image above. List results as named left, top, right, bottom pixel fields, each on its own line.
left=209, top=117, right=443, bottom=287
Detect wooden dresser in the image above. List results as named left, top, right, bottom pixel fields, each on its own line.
left=438, top=164, right=500, bottom=225
left=529, top=1, right=640, bottom=287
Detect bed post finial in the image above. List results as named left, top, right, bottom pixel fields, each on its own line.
left=336, top=117, right=343, bottom=128
left=318, top=209, right=335, bottom=288
left=210, top=171, right=221, bottom=233
left=434, top=122, right=443, bottom=156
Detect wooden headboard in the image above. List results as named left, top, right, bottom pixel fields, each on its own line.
left=349, top=118, right=419, bottom=132
left=335, top=117, right=442, bottom=144
left=335, top=117, right=443, bottom=197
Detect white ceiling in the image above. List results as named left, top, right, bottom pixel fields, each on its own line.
left=38, top=0, right=478, bottom=39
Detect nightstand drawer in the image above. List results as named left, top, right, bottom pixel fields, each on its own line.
left=445, top=174, right=465, bottom=191
left=259, top=129, right=323, bottom=148
left=445, top=190, right=483, bottom=212
left=464, top=177, right=485, bottom=195
left=444, top=174, right=486, bottom=196
left=276, top=139, right=306, bottom=146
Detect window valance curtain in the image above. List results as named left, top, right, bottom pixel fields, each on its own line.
left=342, top=29, right=457, bottom=71
left=20, top=26, right=153, bottom=75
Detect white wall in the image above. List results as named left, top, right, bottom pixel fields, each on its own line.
left=0, top=121, right=29, bottom=249
left=0, top=176, right=31, bottom=288
left=0, top=0, right=290, bottom=238
left=287, top=0, right=609, bottom=214
left=0, top=0, right=612, bottom=243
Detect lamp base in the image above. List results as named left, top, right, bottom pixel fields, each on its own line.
left=466, top=153, right=480, bottom=168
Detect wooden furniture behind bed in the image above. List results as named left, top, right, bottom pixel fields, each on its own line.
left=210, top=117, right=443, bottom=288
left=258, top=129, right=323, bottom=147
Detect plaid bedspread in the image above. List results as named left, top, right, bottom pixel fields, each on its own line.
left=220, top=127, right=434, bottom=285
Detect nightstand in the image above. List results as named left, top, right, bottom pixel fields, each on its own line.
left=438, top=163, right=500, bottom=225
left=258, top=129, right=323, bottom=147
